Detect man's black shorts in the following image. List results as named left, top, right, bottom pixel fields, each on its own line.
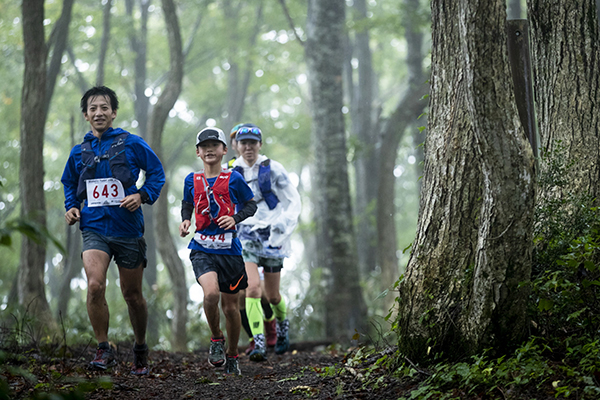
left=190, top=250, right=248, bottom=294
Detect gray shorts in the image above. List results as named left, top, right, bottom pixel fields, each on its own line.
left=241, top=248, right=283, bottom=273
left=82, top=230, right=147, bottom=269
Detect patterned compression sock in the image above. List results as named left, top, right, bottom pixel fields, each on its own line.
left=245, top=297, right=264, bottom=337
left=271, top=297, right=287, bottom=321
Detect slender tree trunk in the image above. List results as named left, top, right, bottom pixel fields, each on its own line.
left=147, top=0, right=187, bottom=351
left=56, top=114, right=83, bottom=320
left=125, top=0, right=161, bottom=345
left=19, top=0, right=54, bottom=330
left=528, top=0, right=600, bottom=199
left=96, top=0, right=112, bottom=85
left=306, top=0, right=367, bottom=342
left=222, top=0, right=263, bottom=160
left=349, top=0, right=378, bottom=277
left=44, top=0, right=74, bottom=121
left=397, top=0, right=534, bottom=361
left=376, top=0, right=428, bottom=314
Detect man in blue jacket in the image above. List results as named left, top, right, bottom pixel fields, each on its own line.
left=61, top=86, right=165, bottom=375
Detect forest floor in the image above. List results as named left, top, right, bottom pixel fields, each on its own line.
left=1, top=340, right=561, bottom=400
left=3, top=340, right=413, bottom=400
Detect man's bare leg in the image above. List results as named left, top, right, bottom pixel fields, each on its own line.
left=82, top=250, right=111, bottom=343
left=118, top=263, right=148, bottom=346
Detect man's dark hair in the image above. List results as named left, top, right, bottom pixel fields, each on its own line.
left=80, top=86, right=119, bottom=113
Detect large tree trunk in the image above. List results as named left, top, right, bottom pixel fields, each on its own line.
left=19, top=0, right=54, bottom=331
left=306, top=0, right=367, bottom=342
left=396, top=0, right=534, bottom=361
left=147, top=0, right=187, bottom=352
left=528, top=0, right=600, bottom=199
left=376, top=0, right=428, bottom=314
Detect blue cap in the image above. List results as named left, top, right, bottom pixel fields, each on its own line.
left=235, top=124, right=262, bottom=142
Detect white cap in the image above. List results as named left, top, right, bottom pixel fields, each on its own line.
left=196, top=127, right=228, bottom=147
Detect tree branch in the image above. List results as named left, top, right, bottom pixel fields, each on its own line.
left=278, top=0, right=305, bottom=46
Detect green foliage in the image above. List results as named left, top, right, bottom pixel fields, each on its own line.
left=388, top=336, right=600, bottom=399
left=376, top=144, right=600, bottom=399
left=0, top=216, right=66, bottom=254
left=531, top=144, right=600, bottom=338
left=0, top=329, right=113, bottom=400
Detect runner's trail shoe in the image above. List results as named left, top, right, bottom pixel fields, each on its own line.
left=275, top=319, right=290, bottom=355
left=131, top=343, right=149, bottom=375
left=89, top=345, right=117, bottom=370
left=249, top=333, right=267, bottom=362
left=224, top=355, right=241, bottom=376
left=264, top=318, right=277, bottom=347
left=208, top=337, right=226, bottom=367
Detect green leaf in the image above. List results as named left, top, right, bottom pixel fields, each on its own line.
left=538, top=298, right=553, bottom=311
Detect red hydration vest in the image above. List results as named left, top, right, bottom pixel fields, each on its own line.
left=193, top=171, right=234, bottom=231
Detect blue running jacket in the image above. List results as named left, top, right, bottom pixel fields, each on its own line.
left=62, top=127, right=165, bottom=238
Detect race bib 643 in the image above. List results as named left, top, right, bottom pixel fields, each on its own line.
left=86, top=178, right=125, bottom=207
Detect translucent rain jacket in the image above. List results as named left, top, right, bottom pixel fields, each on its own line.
left=232, top=154, right=301, bottom=258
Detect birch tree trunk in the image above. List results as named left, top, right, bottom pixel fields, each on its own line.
left=528, top=0, right=600, bottom=199
left=147, top=0, right=188, bottom=351
left=397, top=0, right=534, bottom=360
left=306, top=0, right=367, bottom=342
left=19, top=0, right=53, bottom=329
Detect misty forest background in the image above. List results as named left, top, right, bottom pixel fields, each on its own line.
left=2, top=0, right=429, bottom=351
left=3, top=2, right=600, bottom=393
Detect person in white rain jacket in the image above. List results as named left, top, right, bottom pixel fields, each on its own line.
left=231, top=124, right=301, bottom=361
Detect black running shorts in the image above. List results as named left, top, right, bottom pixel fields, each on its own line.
left=190, top=250, right=248, bottom=294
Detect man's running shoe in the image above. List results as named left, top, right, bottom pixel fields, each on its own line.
left=275, top=319, right=290, bottom=355
left=131, top=343, right=149, bottom=375
left=224, top=355, right=241, bottom=376
left=208, top=337, right=226, bottom=367
left=244, top=339, right=255, bottom=356
left=249, top=333, right=267, bottom=362
left=89, top=345, right=117, bottom=370
left=264, top=318, right=277, bottom=347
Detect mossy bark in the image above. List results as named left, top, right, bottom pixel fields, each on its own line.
left=396, top=0, right=535, bottom=362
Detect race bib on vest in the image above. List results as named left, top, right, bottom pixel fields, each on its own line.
left=86, top=178, right=125, bottom=207
left=193, top=232, right=233, bottom=249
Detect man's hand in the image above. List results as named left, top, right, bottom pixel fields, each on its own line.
left=179, top=220, right=191, bottom=237
left=120, top=193, right=142, bottom=212
left=65, top=207, right=81, bottom=225
left=217, top=215, right=236, bottom=231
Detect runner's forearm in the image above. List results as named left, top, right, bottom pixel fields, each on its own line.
left=233, top=200, right=257, bottom=224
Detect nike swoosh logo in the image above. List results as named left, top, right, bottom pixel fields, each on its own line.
left=229, top=275, right=244, bottom=291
